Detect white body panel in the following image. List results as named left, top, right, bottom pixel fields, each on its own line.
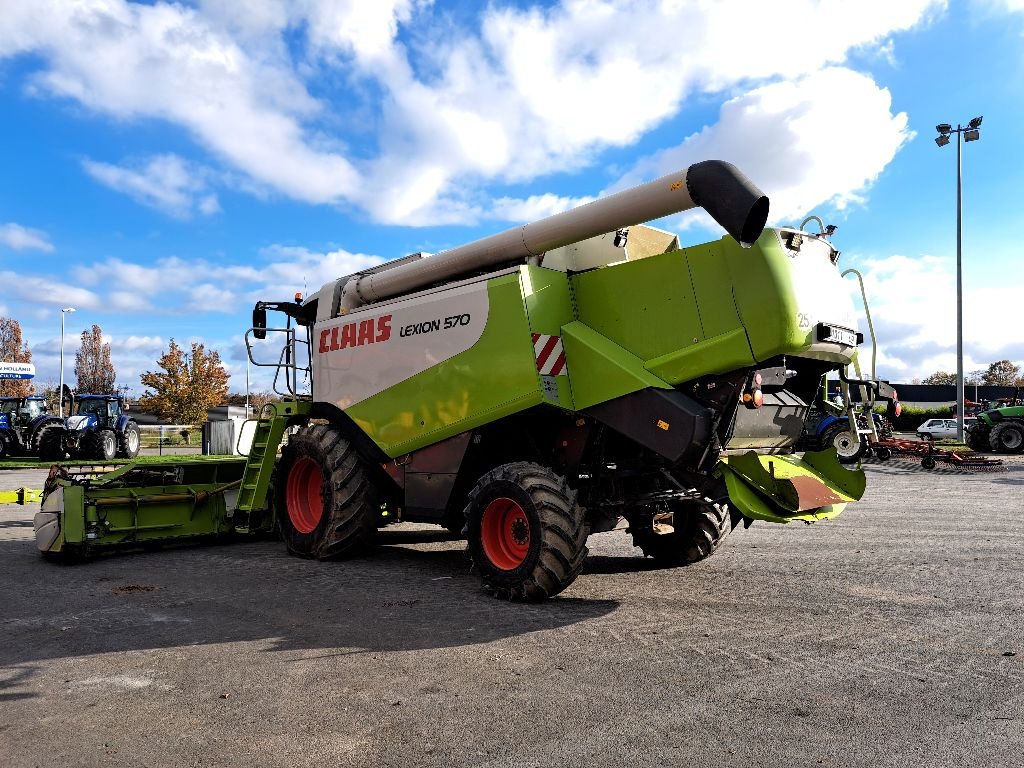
left=313, top=281, right=490, bottom=409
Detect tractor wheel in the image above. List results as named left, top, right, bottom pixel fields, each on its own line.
left=464, top=462, right=587, bottom=601
left=85, top=429, right=117, bottom=461
left=629, top=491, right=731, bottom=566
left=0, top=432, right=10, bottom=459
left=36, top=427, right=65, bottom=462
left=118, top=421, right=141, bottom=458
left=990, top=422, right=1024, bottom=454
left=822, top=424, right=866, bottom=464
left=276, top=424, right=378, bottom=559
left=965, top=425, right=989, bottom=452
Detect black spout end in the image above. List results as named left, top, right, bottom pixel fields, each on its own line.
left=686, top=160, right=769, bottom=248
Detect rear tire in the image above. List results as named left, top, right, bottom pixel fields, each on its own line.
left=276, top=424, right=378, bottom=559
left=630, top=492, right=731, bottom=566
left=85, top=429, right=116, bottom=461
left=464, top=462, right=587, bottom=601
left=118, top=421, right=141, bottom=458
left=37, top=427, right=65, bottom=461
left=823, top=423, right=866, bottom=464
left=990, top=422, right=1024, bottom=454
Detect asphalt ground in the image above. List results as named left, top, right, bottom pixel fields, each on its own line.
left=1, top=456, right=1022, bottom=768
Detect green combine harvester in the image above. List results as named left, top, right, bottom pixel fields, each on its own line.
left=35, top=161, right=895, bottom=600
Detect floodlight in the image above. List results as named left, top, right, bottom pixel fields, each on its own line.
left=935, top=134, right=950, bottom=147
left=936, top=123, right=952, bottom=134
left=968, top=116, right=983, bottom=129
left=964, top=128, right=980, bottom=142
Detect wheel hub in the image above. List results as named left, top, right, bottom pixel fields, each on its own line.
left=286, top=455, right=325, bottom=534
left=480, top=497, right=530, bottom=571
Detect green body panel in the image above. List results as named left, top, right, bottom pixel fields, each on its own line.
left=979, top=406, right=1024, bottom=426
left=560, top=321, right=670, bottom=410
left=570, top=251, right=708, bottom=364
left=521, top=265, right=576, bottom=408
left=42, top=457, right=249, bottom=554
left=522, top=265, right=574, bottom=335
left=347, top=274, right=544, bottom=457
left=718, top=449, right=865, bottom=523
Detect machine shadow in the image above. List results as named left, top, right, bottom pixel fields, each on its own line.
left=0, top=533, right=619, bottom=670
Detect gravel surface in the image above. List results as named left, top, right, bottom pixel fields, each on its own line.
left=1, top=458, right=1022, bottom=768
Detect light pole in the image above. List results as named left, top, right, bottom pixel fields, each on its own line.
left=935, top=116, right=983, bottom=440
left=58, top=307, right=76, bottom=417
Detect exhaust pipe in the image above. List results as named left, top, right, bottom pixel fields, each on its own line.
left=342, top=160, right=768, bottom=309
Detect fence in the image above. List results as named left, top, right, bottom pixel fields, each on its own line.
left=138, top=425, right=202, bottom=455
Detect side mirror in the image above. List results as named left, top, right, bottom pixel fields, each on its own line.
left=252, top=305, right=267, bottom=340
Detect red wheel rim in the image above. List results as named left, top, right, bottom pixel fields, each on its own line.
left=480, top=497, right=530, bottom=570
left=286, top=456, right=325, bottom=534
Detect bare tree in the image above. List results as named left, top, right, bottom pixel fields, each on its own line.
left=75, top=324, right=116, bottom=394
left=0, top=317, right=33, bottom=397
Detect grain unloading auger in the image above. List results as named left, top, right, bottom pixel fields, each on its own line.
left=36, top=161, right=896, bottom=600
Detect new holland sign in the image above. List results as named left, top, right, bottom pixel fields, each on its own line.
left=0, top=362, right=35, bottom=380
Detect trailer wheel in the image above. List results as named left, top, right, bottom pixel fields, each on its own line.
left=118, top=421, right=141, bottom=458
left=921, top=457, right=937, bottom=470
left=630, top=492, right=731, bottom=566
left=277, top=424, right=377, bottom=559
left=464, top=462, right=587, bottom=601
left=990, top=422, right=1024, bottom=454
left=822, top=423, right=866, bottom=464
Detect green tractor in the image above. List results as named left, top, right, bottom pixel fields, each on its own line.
left=966, top=393, right=1024, bottom=453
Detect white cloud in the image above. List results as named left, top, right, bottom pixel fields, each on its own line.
left=0, top=271, right=101, bottom=310
left=850, top=253, right=1024, bottom=381
left=615, top=68, right=913, bottom=230
left=82, top=155, right=220, bottom=218
left=0, top=1, right=358, bottom=204
left=0, top=0, right=941, bottom=223
left=0, top=222, right=55, bottom=252
left=487, top=194, right=596, bottom=223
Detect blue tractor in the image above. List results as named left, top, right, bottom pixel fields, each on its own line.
left=59, top=394, right=142, bottom=461
left=0, top=396, right=65, bottom=460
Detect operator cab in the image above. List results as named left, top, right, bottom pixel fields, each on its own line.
left=75, top=396, right=122, bottom=427
left=18, top=397, right=46, bottom=422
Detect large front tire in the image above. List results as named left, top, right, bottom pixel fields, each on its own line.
left=85, top=429, right=117, bottom=461
left=118, top=421, right=141, bottom=458
left=630, top=493, right=732, bottom=566
left=965, top=425, right=989, bottom=452
left=464, top=462, right=587, bottom=601
left=990, top=422, right=1024, bottom=454
left=276, top=424, right=378, bottom=559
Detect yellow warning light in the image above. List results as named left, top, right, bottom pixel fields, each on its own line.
left=656, top=419, right=670, bottom=431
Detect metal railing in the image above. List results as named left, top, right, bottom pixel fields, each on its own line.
left=244, top=327, right=312, bottom=399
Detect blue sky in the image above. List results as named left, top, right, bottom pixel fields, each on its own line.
left=1, top=0, right=1023, bottom=396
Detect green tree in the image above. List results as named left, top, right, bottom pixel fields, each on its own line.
left=922, top=371, right=956, bottom=386
left=75, top=324, right=116, bottom=394
left=0, top=317, right=34, bottom=397
left=981, top=359, right=1021, bottom=386
left=139, top=339, right=230, bottom=423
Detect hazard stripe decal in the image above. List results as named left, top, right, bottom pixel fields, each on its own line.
left=531, top=333, right=568, bottom=376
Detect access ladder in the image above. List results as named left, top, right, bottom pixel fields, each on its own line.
left=235, top=400, right=311, bottom=514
